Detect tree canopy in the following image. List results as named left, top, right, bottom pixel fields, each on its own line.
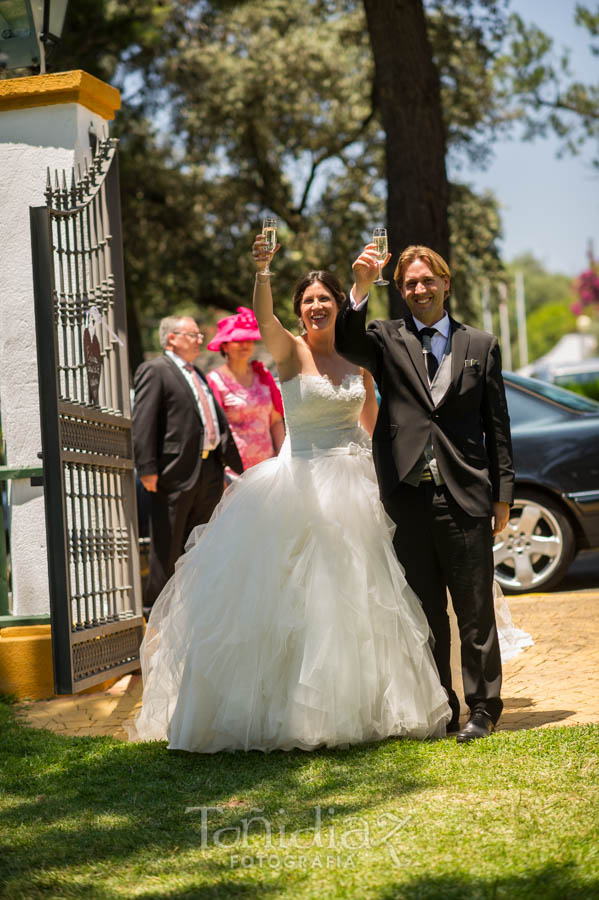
left=505, top=253, right=577, bottom=365
left=18, top=0, right=599, bottom=365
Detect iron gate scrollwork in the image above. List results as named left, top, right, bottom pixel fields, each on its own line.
left=30, top=136, right=143, bottom=694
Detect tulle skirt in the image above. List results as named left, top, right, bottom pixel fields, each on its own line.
left=493, top=581, right=534, bottom=662
left=130, top=444, right=452, bottom=751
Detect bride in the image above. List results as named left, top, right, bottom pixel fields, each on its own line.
left=130, top=237, right=454, bottom=751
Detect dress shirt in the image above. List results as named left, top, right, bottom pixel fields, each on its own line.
left=349, top=288, right=368, bottom=313
left=412, top=312, right=450, bottom=365
left=165, top=350, right=221, bottom=451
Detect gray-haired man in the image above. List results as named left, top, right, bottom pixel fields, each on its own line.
left=133, top=316, right=243, bottom=616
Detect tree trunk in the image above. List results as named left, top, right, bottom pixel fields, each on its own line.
left=363, top=0, right=450, bottom=317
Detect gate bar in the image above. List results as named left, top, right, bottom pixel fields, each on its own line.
left=30, top=205, right=74, bottom=694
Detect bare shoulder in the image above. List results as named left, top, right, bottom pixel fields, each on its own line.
left=361, top=367, right=375, bottom=384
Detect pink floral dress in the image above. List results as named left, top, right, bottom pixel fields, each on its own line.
left=207, top=364, right=280, bottom=469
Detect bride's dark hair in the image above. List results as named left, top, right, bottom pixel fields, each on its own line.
left=292, top=271, right=346, bottom=318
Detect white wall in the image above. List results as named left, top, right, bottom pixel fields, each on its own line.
left=0, top=102, right=111, bottom=616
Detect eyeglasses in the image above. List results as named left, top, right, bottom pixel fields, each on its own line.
left=173, top=331, right=204, bottom=340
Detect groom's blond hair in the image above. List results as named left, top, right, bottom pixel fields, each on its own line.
left=394, top=246, right=451, bottom=301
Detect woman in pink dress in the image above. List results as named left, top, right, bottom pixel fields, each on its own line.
left=206, top=307, right=285, bottom=469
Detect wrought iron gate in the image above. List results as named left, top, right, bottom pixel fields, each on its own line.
left=30, top=136, right=143, bottom=694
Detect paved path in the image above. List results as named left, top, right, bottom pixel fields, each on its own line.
left=17, top=588, right=599, bottom=740
left=491, top=589, right=599, bottom=730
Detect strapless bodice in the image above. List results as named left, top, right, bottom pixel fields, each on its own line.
left=280, top=373, right=370, bottom=456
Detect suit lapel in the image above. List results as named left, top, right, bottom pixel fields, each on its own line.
left=448, top=318, right=470, bottom=397
left=397, top=316, right=470, bottom=406
left=165, top=355, right=204, bottom=423
left=397, top=318, right=430, bottom=396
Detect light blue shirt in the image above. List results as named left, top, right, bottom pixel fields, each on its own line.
left=412, top=311, right=450, bottom=366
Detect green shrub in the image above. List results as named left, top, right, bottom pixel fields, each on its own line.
left=558, top=378, right=599, bottom=401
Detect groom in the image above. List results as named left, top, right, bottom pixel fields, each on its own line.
left=335, top=244, right=514, bottom=741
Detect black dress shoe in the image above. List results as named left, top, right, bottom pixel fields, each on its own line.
left=456, top=711, right=495, bottom=743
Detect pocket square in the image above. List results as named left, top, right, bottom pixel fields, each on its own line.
left=464, top=358, right=480, bottom=369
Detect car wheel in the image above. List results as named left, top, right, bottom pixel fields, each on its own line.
left=493, top=490, right=576, bottom=594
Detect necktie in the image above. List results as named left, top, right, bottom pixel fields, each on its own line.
left=419, top=327, right=439, bottom=381
left=184, top=364, right=217, bottom=447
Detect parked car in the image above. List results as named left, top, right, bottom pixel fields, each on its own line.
left=524, top=357, right=599, bottom=390
left=548, top=358, right=599, bottom=389
left=494, top=372, right=599, bottom=593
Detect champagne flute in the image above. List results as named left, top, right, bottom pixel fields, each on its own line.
left=262, top=216, right=278, bottom=276
left=372, top=227, right=390, bottom=286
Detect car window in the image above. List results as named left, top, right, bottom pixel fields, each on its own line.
left=554, top=371, right=599, bottom=386
left=505, top=372, right=599, bottom=414
left=505, top=385, right=567, bottom=427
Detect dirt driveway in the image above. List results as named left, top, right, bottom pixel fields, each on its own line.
left=17, top=558, right=599, bottom=738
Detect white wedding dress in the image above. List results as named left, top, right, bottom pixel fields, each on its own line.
left=131, top=373, right=454, bottom=751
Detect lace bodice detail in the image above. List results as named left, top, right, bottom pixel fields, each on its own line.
left=280, top=373, right=370, bottom=455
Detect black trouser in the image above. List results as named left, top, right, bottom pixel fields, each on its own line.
left=144, top=453, right=224, bottom=611
left=384, top=481, right=503, bottom=725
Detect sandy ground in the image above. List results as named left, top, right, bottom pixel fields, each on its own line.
left=16, top=581, right=599, bottom=740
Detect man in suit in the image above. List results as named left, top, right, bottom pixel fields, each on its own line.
left=335, top=244, right=514, bottom=741
left=133, top=316, right=243, bottom=617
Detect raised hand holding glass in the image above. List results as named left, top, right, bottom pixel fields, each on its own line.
left=262, top=217, right=278, bottom=276
left=373, top=227, right=389, bottom=286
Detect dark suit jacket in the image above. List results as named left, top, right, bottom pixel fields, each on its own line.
left=132, top=354, right=243, bottom=494
left=335, top=300, right=514, bottom=518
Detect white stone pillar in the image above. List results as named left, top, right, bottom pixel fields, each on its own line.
left=0, top=71, right=121, bottom=616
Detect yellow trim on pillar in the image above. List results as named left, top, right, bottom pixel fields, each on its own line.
left=0, top=625, right=123, bottom=700
left=0, top=625, right=54, bottom=700
left=0, top=70, right=121, bottom=120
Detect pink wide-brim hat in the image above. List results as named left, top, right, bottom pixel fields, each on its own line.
left=206, top=306, right=262, bottom=351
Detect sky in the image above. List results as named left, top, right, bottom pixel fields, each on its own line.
left=457, top=0, right=598, bottom=277
left=124, top=1, right=597, bottom=278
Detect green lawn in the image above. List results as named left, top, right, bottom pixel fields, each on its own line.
left=1, top=698, right=598, bottom=899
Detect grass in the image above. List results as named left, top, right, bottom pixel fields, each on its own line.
left=1, top=697, right=598, bottom=899
left=559, top=379, right=599, bottom=401
left=556, top=379, right=599, bottom=402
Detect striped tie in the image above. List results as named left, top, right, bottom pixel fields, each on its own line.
left=184, top=364, right=217, bottom=447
